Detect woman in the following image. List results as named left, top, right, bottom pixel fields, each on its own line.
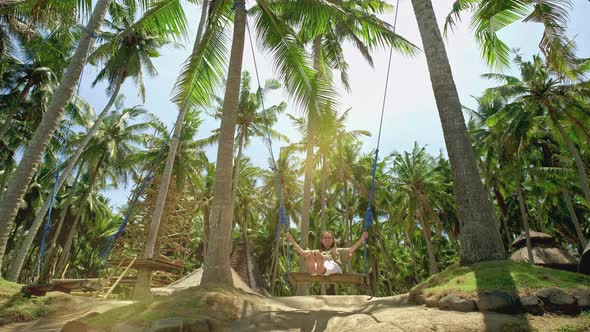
left=286, top=230, right=369, bottom=276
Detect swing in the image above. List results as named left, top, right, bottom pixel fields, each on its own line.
left=245, top=0, right=402, bottom=294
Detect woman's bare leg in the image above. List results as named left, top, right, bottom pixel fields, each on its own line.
left=304, top=252, right=316, bottom=274
left=315, top=253, right=327, bottom=275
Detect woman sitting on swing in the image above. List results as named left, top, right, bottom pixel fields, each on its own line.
left=286, top=230, right=368, bottom=276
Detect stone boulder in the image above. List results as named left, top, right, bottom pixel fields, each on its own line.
left=568, top=289, right=590, bottom=310
left=535, top=288, right=580, bottom=315
left=519, top=295, right=544, bottom=316
left=438, top=294, right=476, bottom=312
left=475, top=291, right=517, bottom=313
left=425, top=295, right=440, bottom=308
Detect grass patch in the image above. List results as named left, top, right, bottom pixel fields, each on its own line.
left=0, top=278, right=52, bottom=324
left=411, top=260, right=590, bottom=298
left=84, top=286, right=248, bottom=327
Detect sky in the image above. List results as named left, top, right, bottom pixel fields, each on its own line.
left=79, top=0, right=590, bottom=208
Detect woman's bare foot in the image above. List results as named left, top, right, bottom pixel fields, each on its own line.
left=304, top=252, right=316, bottom=274
left=315, top=253, right=326, bottom=275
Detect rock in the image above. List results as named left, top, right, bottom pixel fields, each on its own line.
left=425, top=295, right=440, bottom=308
left=568, top=289, right=590, bottom=310
left=61, top=320, right=107, bottom=332
left=535, top=288, right=580, bottom=315
left=438, top=294, right=476, bottom=312
left=519, top=295, right=544, bottom=316
left=148, top=317, right=185, bottom=332
left=184, top=319, right=212, bottom=332
left=475, top=291, right=517, bottom=313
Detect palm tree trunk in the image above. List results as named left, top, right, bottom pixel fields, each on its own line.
left=133, top=107, right=188, bottom=300
left=515, top=182, right=535, bottom=265
left=409, top=0, right=505, bottom=264
left=4, top=79, right=122, bottom=282
left=54, top=156, right=104, bottom=279
left=548, top=109, right=590, bottom=207
left=0, top=0, right=111, bottom=275
left=0, top=81, right=33, bottom=139
left=418, top=207, right=438, bottom=274
left=562, top=191, right=587, bottom=250
left=320, top=154, right=328, bottom=232
left=230, top=131, right=246, bottom=225
left=406, top=230, right=419, bottom=285
left=201, top=0, right=246, bottom=287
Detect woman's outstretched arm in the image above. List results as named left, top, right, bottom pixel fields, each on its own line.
left=348, top=231, right=369, bottom=255
left=285, top=232, right=309, bottom=256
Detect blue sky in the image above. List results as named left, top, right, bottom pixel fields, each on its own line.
left=80, top=0, right=590, bottom=208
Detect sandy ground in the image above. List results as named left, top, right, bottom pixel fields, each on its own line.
left=0, top=293, right=132, bottom=332
left=1, top=283, right=585, bottom=331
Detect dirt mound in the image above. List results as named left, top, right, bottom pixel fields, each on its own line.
left=151, top=267, right=258, bottom=296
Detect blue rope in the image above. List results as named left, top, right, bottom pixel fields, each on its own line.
left=245, top=16, right=291, bottom=273
left=34, top=64, right=87, bottom=282
left=363, top=0, right=400, bottom=274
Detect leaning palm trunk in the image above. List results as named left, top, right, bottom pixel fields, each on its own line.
left=548, top=109, right=590, bottom=207
left=410, top=0, right=505, bottom=264
left=418, top=207, right=438, bottom=274
left=230, top=131, right=246, bottom=225
left=132, top=107, right=187, bottom=300
left=0, top=0, right=111, bottom=275
left=562, top=191, right=587, bottom=249
left=4, top=79, right=122, bottom=282
left=201, top=0, right=247, bottom=287
left=515, top=181, right=535, bottom=265
left=53, top=158, right=104, bottom=279
left=132, top=4, right=210, bottom=297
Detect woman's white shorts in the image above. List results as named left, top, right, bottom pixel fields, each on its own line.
left=323, top=260, right=342, bottom=276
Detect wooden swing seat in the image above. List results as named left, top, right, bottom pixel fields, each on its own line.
left=287, top=272, right=370, bottom=288
left=22, top=279, right=102, bottom=297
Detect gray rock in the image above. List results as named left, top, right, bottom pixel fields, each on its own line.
left=568, top=289, right=590, bottom=310
left=519, top=295, right=544, bottom=316
left=476, top=291, right=517, bottom=313
left=148, top=317, right=184, bottom=332
left=535, top=288, right=580, bottom=315
left=438, top=294, right=476, bottom=312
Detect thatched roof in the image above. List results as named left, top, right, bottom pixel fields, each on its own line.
left=511, top=231, right=554, bottom=249
left=510, top=247, right=577, bottom=266
left=231, top=234, right=270, bottom=296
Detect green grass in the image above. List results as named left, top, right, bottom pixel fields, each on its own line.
left=84, top=286, right=244, bottom=327
left=410, top=260, right=590, bottom=298
left=0, top=278, right=52, bottom=323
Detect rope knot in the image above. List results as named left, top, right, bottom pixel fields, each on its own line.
left=232, top=1, right=246, bottom=10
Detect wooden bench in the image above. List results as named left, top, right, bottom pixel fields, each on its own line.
left=22, top=279, right=102, bottom=297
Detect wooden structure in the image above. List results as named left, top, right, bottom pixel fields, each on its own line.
left=22, top=279, right=102, bottom=297
left=107, top=258, right=183, bottom=273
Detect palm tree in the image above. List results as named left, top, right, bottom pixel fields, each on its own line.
left=485, top=55, right=590, bottom=208
left=3, top=2, right=182, bottom=281
left=410, top=0, right=506, bottom=264
left=54, top=105, right=151, bottom=278
left=445, top=0, right=576, bottom=75
left=390, top=143, right=453, bottom=274
left=0, top=0, right=188, bottom=275
left=0, top=0, right=112, bottom=276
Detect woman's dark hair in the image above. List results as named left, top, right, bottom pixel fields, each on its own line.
left=320, top=230, right=336, bottom=251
